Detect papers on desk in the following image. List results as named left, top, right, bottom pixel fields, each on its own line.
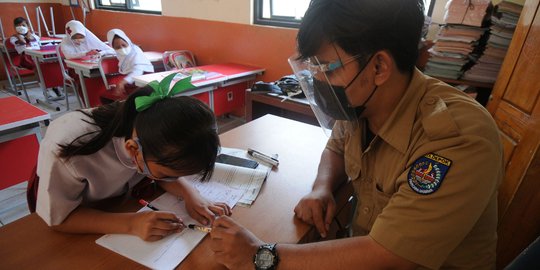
left=96, top=148, right=270, bottom=269
left=172, top=68, right=222, bottom=82
left=96, top=184, right=243, bottom=270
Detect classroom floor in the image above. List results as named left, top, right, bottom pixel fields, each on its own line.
left=0, top=84, right=245, bottom=227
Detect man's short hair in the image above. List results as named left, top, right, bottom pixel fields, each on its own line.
left=297, top=0, right=425, bottom=73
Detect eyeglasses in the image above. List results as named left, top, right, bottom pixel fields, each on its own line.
left=308, top=54, right=364, bottom=75
left=134, top=138, right=179, bottom=182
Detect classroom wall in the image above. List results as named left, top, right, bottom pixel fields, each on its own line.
left=162, top=0, right=252, bottom=25
left=0, top=2, right=65, bottom=81
left=59, top=7, right=298, bottom=83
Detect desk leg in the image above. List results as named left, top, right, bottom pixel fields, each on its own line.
left=245, top=91, right=253, bottom=121
left=32, top=55, right=61, bottom=111
left=76, top=69, right=90, bottom=108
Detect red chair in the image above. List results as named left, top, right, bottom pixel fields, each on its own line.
left=98, top=56, right=130, bottom=104
left=26, top=165, right=39, bottom=213
left=0, top=39, right=36, bottom=102
left=162, top=50, right=197, bottom=71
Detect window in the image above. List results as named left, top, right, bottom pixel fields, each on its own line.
left=95, top=0, right=161, bottom=14
left=254, top=0, right=436, bottom=28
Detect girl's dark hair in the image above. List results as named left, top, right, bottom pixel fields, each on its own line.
left=58, top=86, right=220, bottom=181
left=297, top=0, right=425, bottom=73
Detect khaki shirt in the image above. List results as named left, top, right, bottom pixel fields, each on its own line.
left=326, top=69, right=503, bottom=269
left=36, top=111, right=144, bottom=226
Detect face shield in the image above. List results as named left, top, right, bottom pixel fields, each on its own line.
left=288, top=52, right=368, bottom=137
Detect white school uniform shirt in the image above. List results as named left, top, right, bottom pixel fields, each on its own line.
left=36, top=110, right=144, bottom=226
left=60, top=20, right=114, bottom=59
left=9, top=34, right=40, bottom=54
left=106, top=29, right=154, bottom=84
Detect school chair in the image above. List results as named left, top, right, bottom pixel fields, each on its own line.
left=55, top=45, right=83, bottom=110
left=98, top=56, right=129, bottom=104
left=0, top=39, right=35, bottom=102
left=26, top=165, right=39, bottom=213
left=162, top=50, right=197, bottom=71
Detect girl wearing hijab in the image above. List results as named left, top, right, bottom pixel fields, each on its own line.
left=107, top=29, right=154, bottom=94
left=60, top=20, right=114, bottom=59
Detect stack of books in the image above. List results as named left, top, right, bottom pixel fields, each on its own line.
left=424, top=0, right=491, bottom=80
left=462, top=0, right=523, bottom=83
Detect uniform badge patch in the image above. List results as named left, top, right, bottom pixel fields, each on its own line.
left=408, top=153, right=452, bottom=195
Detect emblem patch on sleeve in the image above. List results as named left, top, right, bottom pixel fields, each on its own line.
left=408, top=153, right=452, bottom=195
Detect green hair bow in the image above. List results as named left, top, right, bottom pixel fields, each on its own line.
left=135, top=73, right=196, bottom=112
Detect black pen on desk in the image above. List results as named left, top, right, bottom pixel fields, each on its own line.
left=247, top=148, right=279, bottom=167
left=139, top=199, right=159, bottom=211
left=188, top=224, right=212, bottom=233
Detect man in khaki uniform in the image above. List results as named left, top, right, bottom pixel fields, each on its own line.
left=208, top=0, right=503, bottom=269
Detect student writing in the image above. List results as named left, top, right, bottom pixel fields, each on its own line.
left=36, top=80, right=231, bottom=241
left=106, top=28, right=154, bottom=95
left=60, top=20, right=114, bottom=60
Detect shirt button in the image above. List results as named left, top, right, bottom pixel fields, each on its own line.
left=363, top=207, right=370, bottom=214
left=426, top=97, right=436, bottom=105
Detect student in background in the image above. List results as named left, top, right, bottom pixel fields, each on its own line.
left=36, top=83, right=231, bottom=241
left=60, top=20, right=114, bottom=59
left=9, top=17, right=39, bottom=69
left=209, top=0, right=503, bottom=269
left=107, top=29, right=154, bottom=94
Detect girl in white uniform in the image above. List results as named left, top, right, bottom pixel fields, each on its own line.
left=106, top=28, right=154, bottom=94
left=36, top=84, right=230, bottom=241
left=60, top=20, right=114, bottom=59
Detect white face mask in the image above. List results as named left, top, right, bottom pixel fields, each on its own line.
left=15, top=26, right=28, bottom=35
left=115, top=46, right=132, bottom=56
left=72, top=38, right=85, bottom=46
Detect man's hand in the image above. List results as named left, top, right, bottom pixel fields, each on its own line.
left=294, top=187, right=336, bottom=238
left=210, top=216, right=264, bottom=270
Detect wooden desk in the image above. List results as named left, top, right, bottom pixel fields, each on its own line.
left=0, top=96, right=50, bottom=190
left=246, top=91, right=318, bottom=126
left=0, top=115, right=335, bottom=269
left=64, top=52, right=164, bottom=108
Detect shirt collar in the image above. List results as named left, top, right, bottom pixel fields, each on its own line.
left=376, top=68, right=427, bottom=154
left=112, top=136, right=137, bottom=169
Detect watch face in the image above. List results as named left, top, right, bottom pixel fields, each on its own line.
left=256, top=249, right=275, bottom=268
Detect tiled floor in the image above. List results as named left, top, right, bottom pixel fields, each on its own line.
left=0, top=84, right=244, bottom=226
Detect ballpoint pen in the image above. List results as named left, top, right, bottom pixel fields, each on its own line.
left=247, top=148, right=279, bottom=167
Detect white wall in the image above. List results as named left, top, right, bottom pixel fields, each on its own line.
left=161, top=0, right=251, bottom=24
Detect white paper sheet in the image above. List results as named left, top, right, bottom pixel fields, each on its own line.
left=96, top=183, right=243, bottom=270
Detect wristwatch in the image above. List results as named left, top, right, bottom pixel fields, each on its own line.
left=253, top=243, right=279, bottom=270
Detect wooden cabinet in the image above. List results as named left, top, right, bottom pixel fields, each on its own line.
left=485, top=0, right=540, bottom=268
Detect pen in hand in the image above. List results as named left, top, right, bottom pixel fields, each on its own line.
left=188, top=224, right=212, bottom=233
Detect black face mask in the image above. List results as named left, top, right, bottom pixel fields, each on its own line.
left=311, top=57, right=378, bottom=120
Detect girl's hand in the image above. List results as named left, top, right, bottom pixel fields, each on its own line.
left=130, top=211, right=184, bottom=241
left=86, top=50, right=99, bottom=56
left=184, top=192, right=231, bottom=226
left=115, top=80, right=128, bottom=95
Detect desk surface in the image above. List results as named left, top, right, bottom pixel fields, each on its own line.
left=133, top=63, right=265, bottom=87
left=65, top=51, right=163, bottom=71
left=0, top=115, right=327, bottom=269
left=0, top=96, right=50, bottom=132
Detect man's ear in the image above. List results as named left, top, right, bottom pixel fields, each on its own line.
left=125, top=139, right=139, bottom=157
left=373, top=51, right=393, bottom=86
